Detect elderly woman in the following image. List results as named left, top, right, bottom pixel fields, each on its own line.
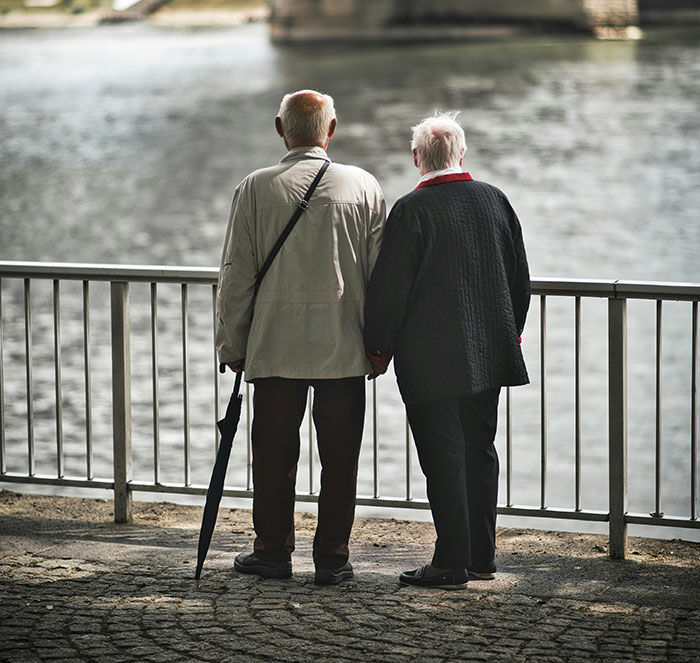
left=364, top=112, right=530, bottom=589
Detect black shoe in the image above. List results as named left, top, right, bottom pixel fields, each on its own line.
left=468, top=561, right=496, bottom=580
left=314, top=562, right=353, bottom=585
left=234, top=552, right=292, bottom=579
left=399, top=565, right=468, bottom=590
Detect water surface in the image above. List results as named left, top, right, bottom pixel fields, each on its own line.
left=1, top=24, right=699, bottom=537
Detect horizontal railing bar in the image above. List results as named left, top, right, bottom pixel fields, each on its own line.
left=125, top=485, right=415, bottom=506
left=130, top=481, right=612, bottom=518
left=0, top=261, right=218, bottom=284
left=613, top=280, right=700, bottom=301
left=0, top=474, right=113, bottom=490
left=128, top=484, right=614, bottom=519
left=354, top=496, right=429, bottom=509
left=531, top=278, right=700, bottom=300
left=498, top=506, right=609, bottom=522
left=2, top=262, right=700, bottom=300
left=625, top=513, right=700, bottom=529
left=130, top=482, right=251, bottom=498
left=5, top=475, right=698, bottom=527
left=531, top=278, right=617, bottom=298
left=130, top=482, right=429, bottom=507
left=130, top=484, right=429, bottom=510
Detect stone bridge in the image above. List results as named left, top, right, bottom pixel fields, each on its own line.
left=269, top=0, right=643, bottom=42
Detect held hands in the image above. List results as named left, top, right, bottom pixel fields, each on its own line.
left=367, top=354, right=390, bottom=381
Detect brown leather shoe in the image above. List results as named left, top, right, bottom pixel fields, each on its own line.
left=314, top=562, right=353, bottom=585
left=234, top=552, right=292, bottom=579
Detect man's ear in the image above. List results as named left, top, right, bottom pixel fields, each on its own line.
left=275, top=116, right=285, bottom=138
left=412, top=148, right=420, bottom=170
left=328, top=117, right=337, bottom=140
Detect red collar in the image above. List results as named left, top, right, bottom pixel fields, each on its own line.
left=415, top=172, right=473, bottom=189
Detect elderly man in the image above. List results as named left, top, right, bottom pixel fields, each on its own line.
left=364, top=112, right=530, bottom=589
left=216, top=90, right=385, bottom=585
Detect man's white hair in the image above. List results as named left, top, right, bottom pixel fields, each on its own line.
left=411, top=111, right=467, bottom=172
left=278, top=90, right=336, bottom=147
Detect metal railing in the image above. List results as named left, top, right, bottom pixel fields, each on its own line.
left=0, top=261, right=698, bottom=558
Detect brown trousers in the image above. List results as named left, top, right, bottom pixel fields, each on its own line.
left=250, top=376, right=365, bottom=569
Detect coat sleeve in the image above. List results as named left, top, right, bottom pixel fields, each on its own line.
left=364, top=200, right=423, bottom=360
left=215, top=183, right=258, bottom=365
left=366, top=182, right=387, bottom=278
left=507, top=206, right=531, bottom=336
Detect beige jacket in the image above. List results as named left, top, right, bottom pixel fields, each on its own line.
left=216, top=146, right=386, bottom=380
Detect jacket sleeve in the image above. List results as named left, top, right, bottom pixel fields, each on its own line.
left=366, top=183, right=387, bottom=278
left=507, top=206, right=531, bottom=336
left=364, top=200, right=422, bottom=360
left=215, top=183, right=257, bottom=365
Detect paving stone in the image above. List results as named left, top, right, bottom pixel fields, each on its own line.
left=2, top=492, right=699, bottom=663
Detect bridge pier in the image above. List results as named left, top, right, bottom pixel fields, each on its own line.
left=269, top=0, right=641, bottom=42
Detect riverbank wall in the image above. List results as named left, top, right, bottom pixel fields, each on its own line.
left=640, top=0, right=700, bottom=24
left=268, top=0, right=642, bottom=42
left=0, top=0, right=268, bottom=28
left=2, top=0, right=700, bottom=31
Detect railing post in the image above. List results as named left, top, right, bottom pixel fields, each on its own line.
left=111, top=281, right=132, bottom=523
left=608, top=296, right=628, bottom=558
left=0, top=278, right=4, bottom=474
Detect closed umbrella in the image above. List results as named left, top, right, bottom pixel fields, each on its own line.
left=194, top=368, right=243, bottom=580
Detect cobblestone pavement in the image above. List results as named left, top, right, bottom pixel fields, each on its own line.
left=1, top=491, right=699, bottom=662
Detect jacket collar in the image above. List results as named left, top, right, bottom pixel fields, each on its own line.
left=415, top=172, right=473, bottom=189
left=417, top=165, right=463, bottom=185
left=280, top=146, right=331, bottom=164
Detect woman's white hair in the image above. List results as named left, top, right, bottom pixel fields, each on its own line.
left=411, top=111, right=467, bottom=172
left=278, top=90, right=336, bottom=147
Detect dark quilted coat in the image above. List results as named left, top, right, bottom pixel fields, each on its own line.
left=364, top=178, right=530, bottom=405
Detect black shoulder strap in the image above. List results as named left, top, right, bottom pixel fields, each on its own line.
left=254, top=160, right=330, bottom=296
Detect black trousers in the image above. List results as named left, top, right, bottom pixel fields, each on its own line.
left=406, top=388, right=501, bottom=570
left=250, top=376, right=365, bottom=569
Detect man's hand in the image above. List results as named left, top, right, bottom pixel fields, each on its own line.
left=226, top=360, right=245, bottom=373
left=367, top=354, right=390, bottom=380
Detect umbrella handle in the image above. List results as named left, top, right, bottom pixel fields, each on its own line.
left=220, top=363, right=243, bottom=399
